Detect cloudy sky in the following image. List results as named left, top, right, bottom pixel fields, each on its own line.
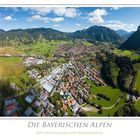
left=0, top=7, right=140, bottom=32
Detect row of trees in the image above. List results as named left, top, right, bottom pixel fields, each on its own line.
left=0, top=80, right=16, bottom=99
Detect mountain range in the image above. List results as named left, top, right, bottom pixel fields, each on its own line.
left=116, top=29, right=134, bottom=40
left=121, top=26, right=140, bottom=51
left=0, top=26, right=122, bottom=44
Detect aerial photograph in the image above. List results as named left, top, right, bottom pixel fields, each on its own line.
left=0, top=7, right=140, bottom=117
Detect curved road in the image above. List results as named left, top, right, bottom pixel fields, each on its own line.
left=81, top=96, right=123, bottom=112
left=102, top=97, right=122, bottom=110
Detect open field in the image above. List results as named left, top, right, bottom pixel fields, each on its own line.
left=0, top=47, right=23, bottom=55
left=134, top=63, right=140, bottom=94
left=82, top=41, right=93, bottom=46
left=0, top=57, right=24, bottom=80
left=0, top=40, right=70, bottom=57
left=85, top=79, right=125, bottom=116
left=25, top=40, right=69, bottom=56
left=0, top=57, right=32, bottom=91
left=86, top=97, right=126, bottom=116
left=113, top=49, right=140, bottom=60
left=86, top=79, right=123, bottom=107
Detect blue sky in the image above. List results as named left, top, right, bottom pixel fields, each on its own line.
left=0, top=7, right=140, bottom=32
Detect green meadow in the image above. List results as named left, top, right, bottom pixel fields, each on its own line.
left=25, top=40, right=69, bottom=57
left=86, top=79, right=122, bottom=107
left=0, top=57, right=31, bottom=92
left=113, top=49, right=140, bottom=60
left=86, top=97, right=126, bottom=116
left=0, top=57, right=24, bottom=79
left=82, top=41, right=93, bottom=46
left=85, top=79, right=125, bottom=116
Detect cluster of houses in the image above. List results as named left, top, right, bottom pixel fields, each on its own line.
left=60, top=90, right=80, bottom=114
left=126, top=94, right=137, bottom=102
left=73, top=62, right=106, bottom=86
left=27, top=69, right=42, bottom=81
left=23, top=57, right=45, bottom=66
left=56, top=62, right=90, bottom=106
left=22, top=64, right=71, bottom=116
left=4, top=99, right=20, bottom=116
left=2, top=43, right=107, bottom=116
left=24, top=89, right=54, bottom=116
left=55, top=42, right=101, bottom=61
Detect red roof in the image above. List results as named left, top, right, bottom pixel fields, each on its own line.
left=6, top=104, right=16, bottom=113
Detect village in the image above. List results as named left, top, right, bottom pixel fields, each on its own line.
left=1, top=41, right=138, bottom=117
left=2, top=52, right=107, bottom=116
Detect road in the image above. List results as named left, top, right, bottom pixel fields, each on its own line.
left=102, top=97, right=122, bottom=110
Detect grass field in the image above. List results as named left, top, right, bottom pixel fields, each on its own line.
left=86, top=79, right=123, bottom=107
left=0, top=40, right=70, bottom=57
left=86, top=97, right=126, bottom=116
left=0, top=57, right=32, bottom=92
left=134, top=63, right=140, bottom=94
left=25, top=40, right=69, bottom=56
left=82, top=41, right=93, bottom=46
left=85, top=79, right=125, bottom=116
left=0, top=47, right=23, bottom=55
left=0, top=57, right=24, bottom=79
left=113, top=49, right=140, bottom=60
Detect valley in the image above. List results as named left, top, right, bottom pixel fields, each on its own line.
left=0, top=25, right=140, bottom=117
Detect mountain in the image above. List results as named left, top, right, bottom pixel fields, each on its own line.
left=116, top=29, right=134, bottom=40
left=69, top=26, right=122, bottom=43
left=121, top=32, right=134, bottom=40
left=0, top=29, right=5, bottom=33
left=0, top=26, right=122, bottom=44
left=0, top=28, right=68, bottom=41
left=121, top=26, right=140, bottom=51
left=116, top=30, right=129, bottom=36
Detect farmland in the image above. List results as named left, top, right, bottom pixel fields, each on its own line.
left=0, top=47, right=24, bottom=55
left=113, top=49, right=140, bottom=60
left=0, top=57, right=24, bottom=80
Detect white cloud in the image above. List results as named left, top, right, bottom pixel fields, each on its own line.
left=103, top=21, right=136, bottom=32
left=50, top=17, right=64, bottom=22
left=4, top=16, right=13, bottom=21
left=110, top=7, right=121, bottom=10
left=88, top=9, right=108, bottom=24
left=52, top=24, right=60, bottom=27
left=54, top=8, right=77, bottom=18
left=76, top=23, right=81, bottom=27
left=28, top=15, right=64, bottom=23
left=29, top=15, right=42, bottom=20
left=22, top=7, right=53, bottom=15
left=23, top=7, right=77, bottom=18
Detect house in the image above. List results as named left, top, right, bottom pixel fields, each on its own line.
left=25, top=95, right=35, bottom=103
left=4, top=99, right=18, bottom=116
left=32, top=100, right=41, bottom=108
left=24, top=107, right=33, bottom=116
